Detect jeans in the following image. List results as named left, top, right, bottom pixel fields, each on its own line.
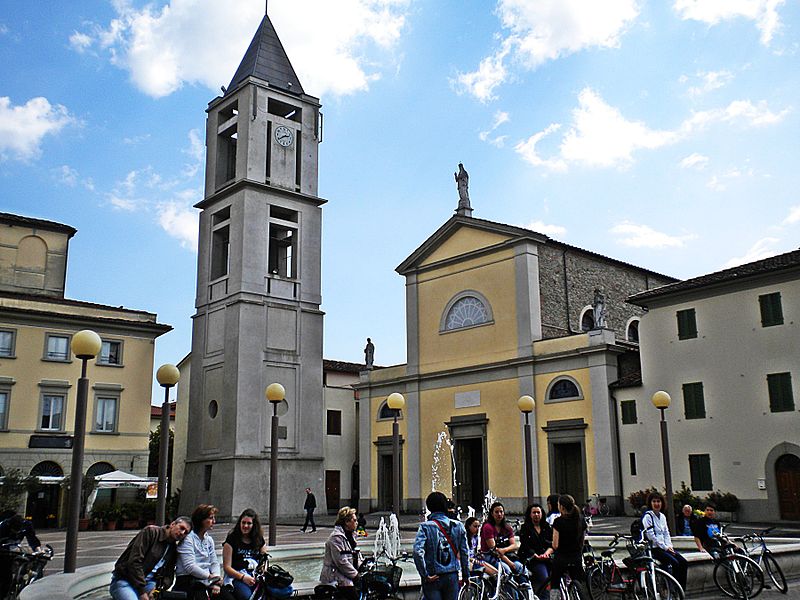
left=302, top=509, right=316, bottom=532
left=110, top=576, right=156, bottom=600
left=421, top=571, right=460, bottom=600
left=651, top=548, right=688, bottom=590
left=231, top=578, right=255, bottom=600
left=526, top=560, right=550, bottom=592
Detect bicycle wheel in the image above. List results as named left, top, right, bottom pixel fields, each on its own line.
left=459, top=581, right=485, bottom=600
left=762, top=553, right=787, bottom=594
left=9, top=560, right=30, bottom=600
left=713, top=555, right=764, bottom=600
left=567, top=580, right=586, bottom=600
left=653, top=568, right=684, bottom=600
left=586, top=565, right=609, bottom=600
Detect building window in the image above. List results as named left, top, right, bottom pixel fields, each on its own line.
left=0, top=330, right=16, bottom=357
left=327, top=410, right=342, bottom=435
left=629, top=452, right=637, bottom=476
left=580, top=307, right=595, bottom=332
left=0, top=391, right=8, bottom=430
left=442, top=292, right=493, bottom=332
left=268, top=224, right=296, bottom=278
left=378, top=401, right=401, bottom=421
left=626, top=319, right=640, bottom=343
left=620, top=400, right=637, bottom=424
left=689, top=454, right=713, bottom=490
left=44, top=334, right=70, bottom=361
left=546, top=377, right=583, bottom=402
left=682, top=382, right=706, bottom=419
left=676, top=309, right=697, bottom=340
left=759, top=292, right=784, bottom=327
left=95, top=397, right=118, bottom=433
left=40, top=394, right=65, bottom=431
left=210, top=225, right=230, bottom=280
left=98, top=340, right=123, bottom=366
left=767, top=372, right=795, bottom=412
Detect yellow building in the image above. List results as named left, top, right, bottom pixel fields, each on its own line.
left=0, top=212, right=170, bottom=527
left=355, top=203, right=674, bottom=514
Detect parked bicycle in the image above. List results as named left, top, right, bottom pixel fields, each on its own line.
left=585, top=533, right=683, bottom=600
left=532, top=557, right=584, bottom=600
left=710, top=526, right=764, bottom=600
left=458, top=548, right=534, bottom=600
left=315, top=550, right=410, bottom=600
left=738, top=527, right=787, bottom=594
left=0, top=543, right=53, bottom=600
left=247, top=552, right=295, bottom=600
left=583, top=495, right=609, bottom=518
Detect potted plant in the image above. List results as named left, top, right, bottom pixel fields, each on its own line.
left=121, top=503, right=140, bottom=529
left=140, top=501, right=156, bottom=527
left=90, top=505, right=106, bottom=531
left=105, top=505, right=121, bottom=530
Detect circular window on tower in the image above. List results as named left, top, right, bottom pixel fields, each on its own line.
left=208, top=400, right=219, bottom=419
left=440, top=291, right=494, bottom=332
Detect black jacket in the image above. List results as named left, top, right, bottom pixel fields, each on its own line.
left=304, top=493, right=317, bottom=510
left=113, top=525, right=179, bottom=594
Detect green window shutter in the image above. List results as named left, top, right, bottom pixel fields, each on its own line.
left=767, top=372, right=794, bottom=412
left=689, top=454, right=712, bottom=491
left=683, top=382, right=706, bottom=419
left=759, top=292, right=784, bottom=327
left=621, top=400, right=637, bottom=424
left=677, top=309, right=697, bottom=340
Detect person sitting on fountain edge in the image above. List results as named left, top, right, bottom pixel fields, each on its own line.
left=413, top=492, right=470, bottom=600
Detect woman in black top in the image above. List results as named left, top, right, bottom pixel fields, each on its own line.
left=518, top=503, right=552, bottom=590
left=222, top=509, right=267, bottom=600
left=550, top=495, right=586, bottom=591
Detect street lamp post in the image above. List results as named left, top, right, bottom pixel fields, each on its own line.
left=266, top=383, right=286, bottom=546
left=64, top=329, right=102, bottom=573
left=386, top=393, right=405, bottom=515
left=155, top=364, right=180, bottom=525
left=518, top=395, right=535, bottom=507
left=652, top=390, right=676, bottom=534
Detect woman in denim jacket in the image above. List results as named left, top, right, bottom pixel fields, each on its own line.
left=413, top=492, right=470, bottom=600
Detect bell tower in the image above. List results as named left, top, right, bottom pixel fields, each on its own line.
left=183, top=12, right=325, bottom=519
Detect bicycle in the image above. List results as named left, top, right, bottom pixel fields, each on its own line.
left=247, top=552, right=295, bottom=600
left=584, top=533, right=683, bottom=600
left=738, top=527, right=787, bottom=594
left=533, top=558, right=584, bottom=600
left=583, top=495, right=610, bottom=518
left=0, top=543, right=53, bottom=600
left=315, top=550, right=410, bottom=600
left=709, top=527, right=764, bottom=600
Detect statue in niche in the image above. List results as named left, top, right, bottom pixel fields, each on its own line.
left=593, top=288, right=606, bottom=329
left=454, top=163, right=470, bottom=211
left=364, top=337, right=375, bottom=369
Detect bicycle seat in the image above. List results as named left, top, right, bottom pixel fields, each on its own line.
left=601, top=550, right=616, bottom=558
left=313, top=584, right=339, bottom=598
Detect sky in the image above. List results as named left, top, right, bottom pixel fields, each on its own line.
left=1, top=0, right=799, bottom=403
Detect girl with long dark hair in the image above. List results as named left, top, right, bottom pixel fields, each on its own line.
left=549, top=495, right=586, bottom=593
left=479, top=501, right=521, bottom=574
left=222, top=509, right=267, bottom=600
left=518, top=503, right=552, bottom=590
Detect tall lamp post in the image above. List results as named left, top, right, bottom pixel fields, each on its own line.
left=64, top=329, right=101, bottom=573
left=386, top=392, right=405, bottom=515
left=518, top=395, right=536, bottom=506
left=155, top=364, right=180, bottom=525
left=266, top=383, right=286, bottom=546
left=652, top=391, right=676, bottom=534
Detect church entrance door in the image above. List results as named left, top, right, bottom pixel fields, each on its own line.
left=455, top=437, right=485, bottom=512
left=552, top=442, right=585, bottom=503
left=776, top=454, right=800, bottom=520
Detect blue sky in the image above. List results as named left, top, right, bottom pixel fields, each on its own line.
left=1, top=0, right=799, bottom=402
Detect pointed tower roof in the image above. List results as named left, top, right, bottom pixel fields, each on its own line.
left=227, top=14, right=305, bottom=96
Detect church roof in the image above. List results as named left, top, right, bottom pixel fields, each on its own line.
left=227, top=14, right=305, bottom=96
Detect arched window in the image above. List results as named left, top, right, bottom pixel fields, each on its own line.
left=580, top=307, right=595, bottom=332
left=30, top=461, right=63, bottom=477
left=627, top=318, right=640, bottom=343
left=86, top=462, right=114, bottom=478
left=16, top=235, right=47, bottom=271
left=546, top=377, right=583, bottom=403
left=440, top=291, right=493, bottom=332
left=378, top=401, right=402, bottom=421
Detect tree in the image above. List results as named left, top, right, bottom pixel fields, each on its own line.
left=148, top=425, right=174, bottom=495
left=0, top=468, right=39, bottom=514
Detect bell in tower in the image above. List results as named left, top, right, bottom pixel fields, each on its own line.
left=183, top=11, right=326, bottom=520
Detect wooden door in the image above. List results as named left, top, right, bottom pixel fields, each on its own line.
left=325, top=470, right=341, bottom=512
left=776, top=454, right=800, bottom=520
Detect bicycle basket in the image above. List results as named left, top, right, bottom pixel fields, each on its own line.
left=360, top=565, right=401, bottom=595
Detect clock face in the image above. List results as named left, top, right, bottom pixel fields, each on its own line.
left=275, top=125, right=293, bottom=147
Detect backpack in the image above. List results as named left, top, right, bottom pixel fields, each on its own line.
left=630, top=510, right=652, bottom=541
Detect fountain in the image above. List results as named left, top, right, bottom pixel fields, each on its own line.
left=431, top=430, right=456, bottom=495
left=373, top=513, right=402, bottom=560
left=481, top=489, right=498, bottom=522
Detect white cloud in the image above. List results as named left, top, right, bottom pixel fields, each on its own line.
left=517, top=89, right=788, bottom=172
left=706, top=167, right=749, bottom=191
left=457, top=0, right=639, bottom=101
left=182, top=129, right=204, bottom=177
left=723, top=237, right=782, bottom=268
left=157, top=196, right=200, bottom=249
left=0, top=97, right=73, bottom=161
left=674, top=0, right=785, bottom=45
left=55, top=165, right=79, bottom=186
left=0, top=24, right=10, bottom=35
left=782, top=205, right=800, bottom=225
left=69, top=31, right=92, bottom=52
left=610, top=221, right=697, bottom=248
left=123, top=133, right=151, bottom=145
left=680, top=153, right=709, bottom=169
left=524, top=219, right=567, bottom=237
left=479, top=110, right=511, bottom=147
left=73, top=0, right=409, bottom=98
left=684, top=69, right=734, bottom=97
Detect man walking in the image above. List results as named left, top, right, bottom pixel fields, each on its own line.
left=110, top=517, right=192, bottom=600
left=302, top=487, right=317, bottom=533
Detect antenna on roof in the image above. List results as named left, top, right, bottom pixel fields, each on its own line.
left=265, top=1, right=268, bottom=15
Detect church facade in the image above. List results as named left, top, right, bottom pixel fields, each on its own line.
left=355, top=197, right=676, bottom=514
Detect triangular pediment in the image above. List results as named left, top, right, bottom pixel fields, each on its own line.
left=397, top=216, right=547, bottom=275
